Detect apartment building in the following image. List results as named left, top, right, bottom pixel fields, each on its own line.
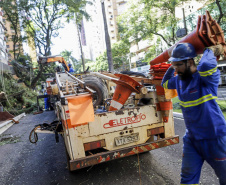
left=1, top=4, right=24, bottom=63
left=4, top=18, right=23, bottom=62
left=80, top=0, right=128, bottom=61
left=0, top=9, right=9, bottom=71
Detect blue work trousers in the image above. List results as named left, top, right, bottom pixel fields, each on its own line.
left=181, top=135, right=226, bottom=185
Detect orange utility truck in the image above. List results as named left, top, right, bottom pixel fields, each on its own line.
left=30, top=55, right=179, bottom=171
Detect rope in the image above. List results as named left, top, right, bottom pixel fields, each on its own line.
left=29, top=125, right=40, bottom=144
left=29, top=121, right=62, bottom=144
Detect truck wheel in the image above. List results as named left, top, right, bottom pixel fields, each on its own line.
left=82, top=75, right=108, bottom=107
left=120, top=71, right=146, bottom=77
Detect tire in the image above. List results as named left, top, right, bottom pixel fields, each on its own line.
left=120, top=71, right=146, bottom=77
left=82, top=75, right=108, bottom=107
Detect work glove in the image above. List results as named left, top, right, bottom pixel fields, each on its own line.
left=206, top=44, right=224, bottom=56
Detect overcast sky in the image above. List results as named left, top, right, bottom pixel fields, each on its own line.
left=51, top=22, right=80, bottom=60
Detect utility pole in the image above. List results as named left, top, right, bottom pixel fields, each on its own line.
left=101, top=0, right=114, bottom=72
left=182, top=8, right=187, bottom=35
left=74, top=14, right=85, bottom=72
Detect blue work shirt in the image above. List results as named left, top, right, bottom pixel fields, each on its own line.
left=162, top=49, right=226, bottom=140
left=69, top=67, right=75, bottom=73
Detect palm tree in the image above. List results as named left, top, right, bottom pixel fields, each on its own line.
left=61, top=50, right=72, bottom=63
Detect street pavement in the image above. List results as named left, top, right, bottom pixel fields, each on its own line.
left=0, top=111, right=219, bottom=185
left=218, top=87, right=226, bottom=100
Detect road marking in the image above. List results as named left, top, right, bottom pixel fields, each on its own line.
left=173, top=117, right=184, bottom=121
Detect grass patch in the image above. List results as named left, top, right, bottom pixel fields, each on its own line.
left=172, top=96, right=180, bottom=104
left=216, top=100, right=226, bottom=111
left=172, top=97, right=226, bottom=118
left=0, top=134, right=21, bottom=146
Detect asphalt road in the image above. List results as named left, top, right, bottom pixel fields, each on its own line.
left=218, top=87, right=226, bottom=100
left=0, top=111, right=219, bottom=185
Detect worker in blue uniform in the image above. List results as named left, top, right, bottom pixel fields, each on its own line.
left=44, top=90, right=50, bottom=111
left=68, top=63, right=75, bottom=73
left=161, top=43, right=226, bottom=185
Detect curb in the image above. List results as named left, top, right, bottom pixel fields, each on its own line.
left=173, top=112, right=183, bottom=119
left=0, top=113, right=26, bottom=135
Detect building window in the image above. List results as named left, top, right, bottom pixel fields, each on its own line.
left=0, top=50, right=6, bottom=58
left=7, top=45, right=10, bottom=48
left=0, top=38, right=3, bottom=46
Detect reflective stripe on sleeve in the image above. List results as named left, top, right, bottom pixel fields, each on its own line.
left=179, top=94, right=217, bottom=108
left=163, top=80, right=169, bottom=89
left=198, top=66, right=217, bottom=77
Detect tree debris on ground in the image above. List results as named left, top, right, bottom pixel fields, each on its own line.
left=0, top=72, right=41, bottom=116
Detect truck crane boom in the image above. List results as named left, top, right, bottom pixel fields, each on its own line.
left=38, top=55, right=70, bottom=72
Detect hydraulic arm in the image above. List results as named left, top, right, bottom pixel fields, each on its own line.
left=38, top=55, right=70, bottom=71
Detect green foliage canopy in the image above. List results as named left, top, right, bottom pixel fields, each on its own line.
left=95, top=40, right=130, bottom=72
left=0, top=0, right=91, bottom=89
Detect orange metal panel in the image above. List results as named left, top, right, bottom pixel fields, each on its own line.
left=67, top=94, right=94, bottom=126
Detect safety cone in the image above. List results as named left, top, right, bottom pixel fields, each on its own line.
left=155, top=85, right=173, bottom=123
left=150, top=11, right=226, bottom=66
left=109, top=74, right=142, bottom=111
left=159, top=101, right=173, bottom=123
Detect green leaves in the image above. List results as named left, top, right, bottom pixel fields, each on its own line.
left=117, top=0, right=192, bottom=63
left=95, top=40, right=130, bottom=71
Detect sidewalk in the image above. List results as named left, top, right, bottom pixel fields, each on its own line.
left=0, top=113, right=26, bottom=135
left=173, top=112, right=183, bottom=119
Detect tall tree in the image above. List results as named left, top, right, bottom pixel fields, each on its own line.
left=95, top=40, right=130, bottom=71
left=117, top=0, right=191, bottom=62
left=61, top=50, right=72, bottom=63
left=60, top=50, right=79, bottom=71
left=64, top=0, right=92, bottom=72
left=1, top=0, right=91, bottom=88
left=23, top=0, right=69, bottom=56
left=119, top=0, right=191, bottom=47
